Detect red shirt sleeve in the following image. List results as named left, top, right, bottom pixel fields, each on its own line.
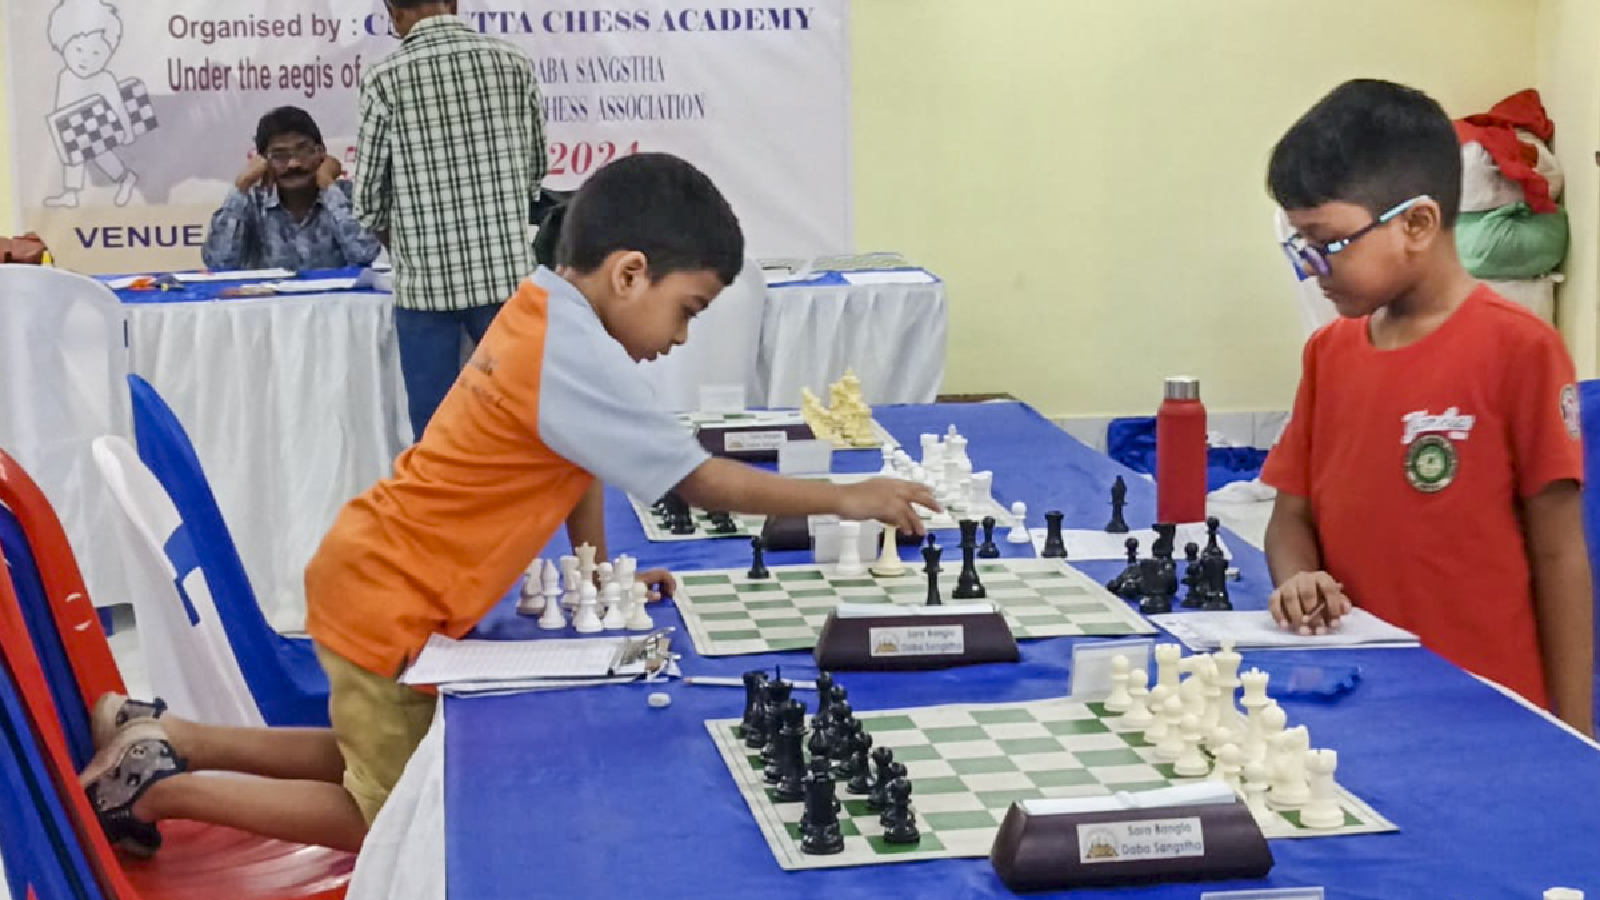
left=1505, top=327, right=1585, bottom=497
left=1261, top=334, right=1320, bottom=497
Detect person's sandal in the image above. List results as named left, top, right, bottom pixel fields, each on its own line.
left=90, top=694, right=168, bottom=750
left=79, top=721, right=187, bottom=858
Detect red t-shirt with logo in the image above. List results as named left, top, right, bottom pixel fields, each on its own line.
left=1262, top=286, right=1584, bottom=706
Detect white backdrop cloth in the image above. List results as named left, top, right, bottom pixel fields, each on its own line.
left=759, top=272, right=948, bottom=407
left=126, top=292, right=411, bottom=629
left=636, top=259, right=768, bottom=410
left=0, top=265, right=134, bottom=608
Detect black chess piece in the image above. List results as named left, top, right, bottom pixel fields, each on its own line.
left=846, top=730, right=875, bottom=794
left=1138, top=558, right=1174, bottom=616
left=880, top=777, right=921, bottom=844
left=799, top=769, right=845, bottom=854
left=921, top=537, right=943, bottom=606
left=977, top=515, right=1001, bottom=559
left=708, top=511, right=739, bottom=535
left=741, top=671, right=769, bottom=748
left=866, top=747, right=896, bottom=811
left=952, top=520, right=987, bottom=600
left=773, top=701, right=808, bottom=802
left=761, top=680, right=793, bottom=765
left=748, top=536, right=770, bottom=580
left=1105, top=476, right=1131, bottom=534
left=1201, top=554, right=1233, bottom=611
left=1202, top=515, right=1225, bottom=563
left=1181, top=541, right=1205, bottom=608
left=823, top=700, right=853, bottom=759
left=813, top=672, right=836, bottom=720
left=1107, top=537, right=1142, bottom=599
left=1151, top=523, right=1178, bottom=560
left=830, top=717, right=861, bottom=774
left=1041, top=510, right=1068, bottom=558
left=666, top=494, right=697, bottom=535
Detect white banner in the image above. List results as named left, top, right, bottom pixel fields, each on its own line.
left=4, top=1, right=851, bottom=274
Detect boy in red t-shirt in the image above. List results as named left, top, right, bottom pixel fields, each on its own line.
left=1261, top=79, right=1593, bottom=734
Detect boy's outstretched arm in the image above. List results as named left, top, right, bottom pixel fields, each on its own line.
left=566, top=479, right=608, bottom=562
left=1522, top=480, right=1595, bottom=736
left=1266, top=492, right=1352, bottom=633
left=677, top=458, right=936, bottom=536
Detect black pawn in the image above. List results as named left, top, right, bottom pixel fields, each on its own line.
left=1201, top=554, right=1233, bottom=611
left=1040, top=510, right=1068, bottom=558
left=1181, top=542, right=1205, bottom=608
left=977, top=515, right=1001, bottom=559
left=1107, top=537, right=1142, bottom=599
left=799, top=770, right=845, bottom=855
left=748, top=536, right=770, bottom=580
left=866, top=747, right=896, bottom=811
left=708, top=511, right=738, bottom=535
left=880, top=778, right=920, bottom=844
left=772, top=702, right=808, bottom=802
left=1202, top=516, right=1225, bottom=563
left=952, top=520, right=987, bottom=600
left=741, top=671, right=769, bottom=748
left=846, top=731, right=875, bottom=794
left=761, top=680, right=793, bottom=765
left=667, top=494, right=697, bottom=535
left=814, top=672, right=836, bottom=718
left=1105, top=476, right=1130, bottom=534
left=807, top=729, right=831, bottom=772
left=921, top=537, right=943, bottom=606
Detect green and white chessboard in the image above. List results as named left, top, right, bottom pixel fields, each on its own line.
left=675, top=410, right=899, bottom=450
left=675, top=558, right=1155, bottom=656
left=629, top=473, right=1015, bottom=542
left=707, top=696, right=1397, bottom=871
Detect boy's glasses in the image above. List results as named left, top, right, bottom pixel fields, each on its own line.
left=1279, top=195, right=1429, bottom=281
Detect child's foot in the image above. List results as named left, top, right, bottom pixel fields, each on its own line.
left=79, top=721, right=187, bottom=858
left=42, top=191, right=79, bottom=208
left=114, top=171, right=139, bottom=207
left=90, top=693, right=167, bottom=750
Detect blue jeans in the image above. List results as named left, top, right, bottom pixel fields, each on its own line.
left=395, top=304, right=504, bottom=440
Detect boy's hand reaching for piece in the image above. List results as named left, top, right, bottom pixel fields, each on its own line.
left=635, top=568, right=676, bottom=603
left=1269, top=571, right=1353, bottom=635
left=837, top=478, right=940, bottom=536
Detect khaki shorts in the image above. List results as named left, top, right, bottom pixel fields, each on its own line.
left=315, top=643, right=438, bottom=825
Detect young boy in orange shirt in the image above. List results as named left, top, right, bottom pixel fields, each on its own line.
left=76, top=153, right=937, bottom=856
left=1261, top=79, right=1593, bottom=734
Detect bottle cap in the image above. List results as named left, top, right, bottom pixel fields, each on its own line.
left=1164, top=376, right=1201, bottom=401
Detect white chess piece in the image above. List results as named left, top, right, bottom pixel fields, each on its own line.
left=1239, top=669, right=1271, bottom=757
left=576, top=543, right=597, bottom=593
left=940, top=457, right=964, bottom=506
left=626, top=582, right=655, bottom=631
left=517, top=561, right=546, bottom=615
left=878, top=446, right=897, bottom=476
left=615, top=555, right=638, bottom=595
left=574, top=583, right=604, bottom=633
left=892, top=449, right=914, bottom=478
left=597, top=561, right=615, bottom=593
left=1143, top=684, right=1173, bottom=743
left=1267, top=726, right=1311, bottom=810
left=1211, top=743, right=1245, bottom=794
left=1174, top=715, right=1210, bottom=777
left=870, top=525, right=907, bottom=577
left=946, top=433, right=970, bottom=471
left=1007, top=502, right=1030, bottom=544
left=835, top=521, right=866, bottom=577
left=1104, top=655, right=1133, bottom=712
left=1243, top=759, right=1274, bottom=828
left=1179, top=673, right=1207, bottom=724
left=1121, top=668, right=1154, bottom=727
left=971, top=471, right=995, bottom=510
left=920, top=433, right=942, bottom=470
left=1299, top=749, right=1343, bottom=829
left=601, top=583, right=628, bottom=630
left=537, top=576, right=568, bottom=630
left=1155, top=644, right=1183, bottom=693
left=561, top=556, right=581, bottom=609
left=1155, top=696, right=1186, bottom=761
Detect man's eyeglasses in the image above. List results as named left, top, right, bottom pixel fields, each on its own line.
left=1279, top=195, right=1429, bottom=281
left=265, top=142, right=321, bottom=166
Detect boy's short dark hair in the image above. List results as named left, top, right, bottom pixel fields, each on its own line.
left=1268, top=79, right=1463, bottom=228
left=556, top=153, right=744, bottom=286
left=254, top=107, right=323, bottom=155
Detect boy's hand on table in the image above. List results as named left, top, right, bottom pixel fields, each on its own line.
left=1269, top=571, right=1352, bottom=635
left=636, top=568, right=677, bottom=602
left=836, top=478, right=940, bottom=536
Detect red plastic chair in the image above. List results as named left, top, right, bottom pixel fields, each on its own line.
left=0, top=449, right=354, bottom=900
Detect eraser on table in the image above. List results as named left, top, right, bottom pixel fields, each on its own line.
left=648, top=692, right=672, bottom=709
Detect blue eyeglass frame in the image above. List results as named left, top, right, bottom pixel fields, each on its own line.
left=1280, top=195, right=1430, bottom=281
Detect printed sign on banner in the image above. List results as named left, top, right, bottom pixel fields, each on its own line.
left=4, top=1, right=851, bottom=274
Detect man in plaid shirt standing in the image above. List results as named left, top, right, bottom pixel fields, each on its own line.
left=356, top=0, right=548, bottom=439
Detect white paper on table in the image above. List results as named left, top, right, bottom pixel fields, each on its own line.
left=1030, top=524, right=1231, bottom=561
left=1150, top=609, right=1419, bottom=652
left=400, top=634, right=667, bottom=686
left=173, top=268, right=295, bottom=283
left=840, top=270, right=937, bottom=286
left=272, top=277, right=361, bottom=293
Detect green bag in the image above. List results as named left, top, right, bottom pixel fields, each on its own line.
left=1456, top=202, right=1569, bottom=280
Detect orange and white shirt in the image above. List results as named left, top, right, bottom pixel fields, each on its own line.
left=306, top=267, right=709, bottom=677
left=1262, top=286, right=1584, bottom=706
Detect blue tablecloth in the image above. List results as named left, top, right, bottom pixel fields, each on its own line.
left=445, top=402, right=1600, bottom=899
left=107, top=266, right=382, bottom=305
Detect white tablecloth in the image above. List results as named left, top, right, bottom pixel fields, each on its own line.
left=759, top=271, right=947, bottom=407
left=126, top=292, right=410, bottom=629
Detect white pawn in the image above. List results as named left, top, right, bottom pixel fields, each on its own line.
left=1104, top=655, right=1133, bottom=712
left=1299, top=749, right=1343, bottom=829
left=1143, top=684, right=1174, bottom=743
left=892, top=449, right=914, bottom=478
left=601, top=583, right=628, bottom=630
left=1155, top=695, right=1186, bottom=761
left=626, top=582, right=655, bottom=631
left=1121, top=668, right=1154, bottom=727
left=615, top=555, right=638, bottom=595
left=1211, top=743, right=1245, bottom=793
left=573, top=583, right=604, bottom=633
left=1007, top=501, right=1030, bottom=544
left=870, top=525, right=907, bottom=577
left=878, top=446, right=896, bottom=476
left=1268, top=728, right=1311, bottom=809
left=1155, top=644, right=1183, bottom=693
left=1248, top=702, right=1288, bottom=766
left=597, top=561, right=615, bottom=593
left=1174, top=714, right=1210, bottom=777
left=835, top=521, right=866, bottom=577
left=537, top=574, right=568, bottom=630
left=1243, top=759, right=1274, bottom=828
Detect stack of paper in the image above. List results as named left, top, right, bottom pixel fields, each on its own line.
left=401, top=633, right=680, bottom=696
left=1151, top=609, right=1419, bottom=652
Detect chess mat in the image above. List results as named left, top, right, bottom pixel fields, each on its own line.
left=707, top=696, right=1397, bottom=871
left=48, top=79, right=157, bottom=166
left=628, top=473, right=1014, bottom=542
left=675, top=558, right=1155, bottom=657
left=675, top=409, right=899, bottom=450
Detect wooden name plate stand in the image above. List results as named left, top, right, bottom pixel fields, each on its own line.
left=813, top=607, right=1020, bottom=671
left=696, top=422, right=814, bottom=461
left=990, top=798, right=1272, bottom=893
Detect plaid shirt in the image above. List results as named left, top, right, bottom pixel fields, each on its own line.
left=201, top=182, right=381, bottom=272
left=355, top=16, right=547, bottom=311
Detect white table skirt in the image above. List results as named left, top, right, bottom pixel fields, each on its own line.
left=126, top=292, right=411, bottom=629
left=758, top=274, right=947, bottom=407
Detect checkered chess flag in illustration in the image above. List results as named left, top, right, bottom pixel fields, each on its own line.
left=46, top=77, right=158, bottom=166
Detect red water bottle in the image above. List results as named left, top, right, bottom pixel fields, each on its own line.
left=1156, top=376, right=1208, bottom=524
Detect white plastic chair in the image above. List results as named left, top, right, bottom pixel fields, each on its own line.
left=636, top=258, right=768, bottom=410
left=90, top=435, right=263, bottom=727
left=1273, top=210, right=1337, bottom=337
left=0, top=265, right=134, bottom=613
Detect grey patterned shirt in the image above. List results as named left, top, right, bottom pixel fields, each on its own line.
left=354, top=15, right=548, bottom=311
left=201, top=181, right=382, bottom=272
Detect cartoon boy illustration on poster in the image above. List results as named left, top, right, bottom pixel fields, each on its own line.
left=42, top=0, right=159, bottom=208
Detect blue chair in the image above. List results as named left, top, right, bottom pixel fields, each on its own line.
left=1576, top=380, right=1600, bottom=726
left=125, top=375, right=328, bottom=727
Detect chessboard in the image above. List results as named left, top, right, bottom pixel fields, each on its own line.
left=707, top=695, right=1397, bottom=871
left=676, top=410, right=898, bottom=451
left=675, top=558, right=1155, bottom=657
left=629, top=474, right=1015, bottom=542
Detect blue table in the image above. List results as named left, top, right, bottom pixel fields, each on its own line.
left=446, top=402, right=1600, bottom=899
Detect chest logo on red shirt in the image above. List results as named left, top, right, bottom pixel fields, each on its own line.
left=1401, top=407, right=1474, bottom=493
left=1561, top=384, right=1580, bottom=439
